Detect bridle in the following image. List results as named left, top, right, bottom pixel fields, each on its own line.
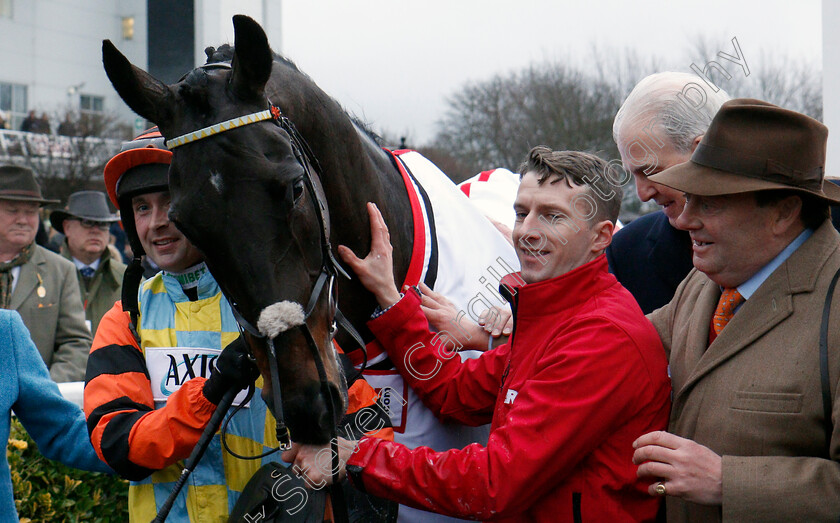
left=157, top=62, right=365, bottom=522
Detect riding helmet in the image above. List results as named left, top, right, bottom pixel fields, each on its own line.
left=103, top=127, right=170, bottom=257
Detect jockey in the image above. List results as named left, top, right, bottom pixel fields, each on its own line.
left=84, top=129, right=395, bottom=521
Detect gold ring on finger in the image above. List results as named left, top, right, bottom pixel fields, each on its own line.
left=654, top=482, right=667, bottom=496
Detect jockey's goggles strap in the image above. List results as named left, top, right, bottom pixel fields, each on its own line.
left=165, top=107, right=279, bottom=149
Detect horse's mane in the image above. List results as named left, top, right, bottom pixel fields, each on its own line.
left=204, top=44, right=300, bottom=73
left=203, top=45, right=382, bottom=146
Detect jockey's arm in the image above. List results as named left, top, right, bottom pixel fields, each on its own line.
left=84, top=301, right=217, bottom=479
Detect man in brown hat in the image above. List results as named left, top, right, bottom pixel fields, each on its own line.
left=632, top=99, right=840, bottom=521
left=0, top=165, right=91, bottom=382
left=51, top=191, right=125, bottom=335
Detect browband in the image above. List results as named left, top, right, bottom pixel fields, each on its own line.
left=165, top=106, right=281, bottom=149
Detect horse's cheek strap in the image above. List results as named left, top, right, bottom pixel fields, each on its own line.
left=268, top=338, right=292, bottom=450
left=300, top=324, right=348, bottom=522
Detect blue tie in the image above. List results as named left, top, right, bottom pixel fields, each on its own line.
left=80, top=267, right=95, bottom=279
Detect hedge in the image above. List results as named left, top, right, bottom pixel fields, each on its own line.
left=7, top=417, right=128, bottom=522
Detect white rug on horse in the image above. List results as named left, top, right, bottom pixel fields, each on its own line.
left=353, top=150, right=520, bottom=522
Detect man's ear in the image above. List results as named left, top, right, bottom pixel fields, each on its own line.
left=690, top=135, right=703, bottom=153
left=771, top=195, right=803, bottom=235
left=591, top=219, right=615, bottom=254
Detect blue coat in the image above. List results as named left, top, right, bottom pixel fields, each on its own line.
left=0, top=309, right=111, bottom=522
left=606, top=211, right=694, bottom=314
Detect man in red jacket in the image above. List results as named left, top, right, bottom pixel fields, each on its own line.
left=285, top=146, right=671, bottom=521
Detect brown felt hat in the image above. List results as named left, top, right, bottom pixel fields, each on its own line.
left=0, top=165, right=60, bottom=205
left=649, top=98, right=840, bottom=205
left=51, top=191, right=120, bottom=235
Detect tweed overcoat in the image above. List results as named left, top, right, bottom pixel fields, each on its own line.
left=649, top=220, right=840, bottom=522
left=10, top=245, right=91, bottom=382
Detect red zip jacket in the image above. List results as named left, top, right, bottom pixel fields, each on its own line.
left=347, top=255, right=670, bottom=521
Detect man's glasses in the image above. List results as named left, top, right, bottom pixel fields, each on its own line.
left=72, top=219, right=111, bottom=231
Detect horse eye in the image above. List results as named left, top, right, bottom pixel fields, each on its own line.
left=292, top=178, right=305, bottom=202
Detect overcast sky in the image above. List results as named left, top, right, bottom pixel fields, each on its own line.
left=248, top=1, right=823, bottom=145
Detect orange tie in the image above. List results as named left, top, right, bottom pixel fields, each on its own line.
left=713, top=288, right=745, bottom=335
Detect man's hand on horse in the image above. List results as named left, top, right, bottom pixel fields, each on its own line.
left=338, top=202, right=402, bottom=309
left=416, top=282, right=510, bottom=351
left=281, top=438, right=357, bottom=487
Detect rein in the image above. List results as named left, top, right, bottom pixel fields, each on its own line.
left=156, top=92, right=365, bottom=522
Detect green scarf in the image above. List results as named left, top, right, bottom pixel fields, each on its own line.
left=0, top=243, right=34, bottom=309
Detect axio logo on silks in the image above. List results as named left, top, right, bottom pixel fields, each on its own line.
left=145, top=347, right=250, bottom=406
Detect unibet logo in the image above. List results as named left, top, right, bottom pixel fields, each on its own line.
left=173, top=266, right=207, bottom=286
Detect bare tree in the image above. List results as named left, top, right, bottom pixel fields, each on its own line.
left=431, top=62, right=625, bottom=176
left=684, top=36, right=821, bottom=120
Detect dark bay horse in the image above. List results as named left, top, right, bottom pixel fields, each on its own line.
left=101, top=15, right=518, bottom=460
left=101, top=15, right=418, bottom=445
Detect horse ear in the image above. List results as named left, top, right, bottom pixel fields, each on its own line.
left=230, top=15, right=273, bottom=100
left=102, top=40, right=174, bottom=127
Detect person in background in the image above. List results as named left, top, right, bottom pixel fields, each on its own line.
left=0, top=308, right=112, bottom=520
left=57, top=114, right=77, bottom=137
left=109, top=219, right=131, bottom=263
left=19, top=111, right=36, bottom=133
left=607, top=72, right=729, bottom=313
left=35, top=215, right=54, bottom=252
left=36, top=113, right=51, bottom=135
left=50, top=191, right=125, bottom=335
left=0, top=165, right=90, bottom=382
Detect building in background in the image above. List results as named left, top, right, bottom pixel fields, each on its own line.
left=0, top=0, right=281, bottom=133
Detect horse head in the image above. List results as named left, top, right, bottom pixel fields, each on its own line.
left=102, top=15, right=347, bottom=445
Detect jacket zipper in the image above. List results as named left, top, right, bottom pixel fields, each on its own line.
left=500, top=291, right=518, bottom=390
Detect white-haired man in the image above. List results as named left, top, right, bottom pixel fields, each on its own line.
left=607, top=72, right=729, bottom=313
